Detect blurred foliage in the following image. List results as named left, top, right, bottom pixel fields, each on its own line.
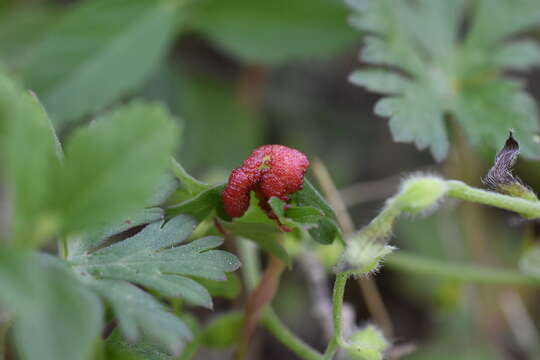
left=1, top=0, right=540, bottom=359
left=186, top=0, right=357, bottom=64
left=348, top=0, right=540, bottom=161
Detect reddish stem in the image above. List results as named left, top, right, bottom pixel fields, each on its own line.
left=235, top=254, right=285, bottom=360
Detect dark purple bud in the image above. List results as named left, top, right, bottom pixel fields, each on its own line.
left=483, top=132, right=537, bottom=201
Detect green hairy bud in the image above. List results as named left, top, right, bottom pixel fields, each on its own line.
left=394, top=175, right=448, bottom=213
left=345, top=324, right=389, bottom=360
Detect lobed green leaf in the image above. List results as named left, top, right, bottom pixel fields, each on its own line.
left=348, top=0, right=540, bottom=160
left=22, top=0, right=177, bottom=125
left=52, top=101, right=178, bottom=234
left=0, top=251, right=102, bottom=360
left=0, top=74, right=61, bottom=246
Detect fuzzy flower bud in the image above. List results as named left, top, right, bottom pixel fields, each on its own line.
left=345, top=324, right=389, bottom=360
left=394, top=175, right=448, bottom=214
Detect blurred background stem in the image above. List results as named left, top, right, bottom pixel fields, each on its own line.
left=312, top=159, right=395, bottom=338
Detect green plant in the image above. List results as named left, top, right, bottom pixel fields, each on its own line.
left=348, top=0, right=540, bottom=161
left=2, top=0, right=540, bottom=359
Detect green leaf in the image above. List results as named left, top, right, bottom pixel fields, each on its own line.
left=269, top=197, right=338, bottom=245
left=0, top=251, right=103, bottom=360
left=195, top=273, right=242, bottom=300
left=290, top=179, right=338, bottom=220
left=52, top=102, right=178, bottom=233
left=348, top=0, right=540, bottom=160
left=170, top=157, right=210, bottom=196
left=200, top=312, right=243, bottom=349
left=68, top=214, right=240, bottom=355
left=466, top=0, right=540, bottom=47
left=374, top=84, right=449, bottom=161
left=105, top=330, right=172, bottom=360
left=0, top=73, right=61, bottom=246
left=492, top=40, right=540, bottom=70
left=349, top=70, right=410, bottom=95
left=92, top=280, right=189, bottom=356
left=0, top=6, right=62, bottom=69
left=188, top=0, right=357, bottom=64
left=70, top=215, right=240, bottom=309
left=22, top=0, right=177, bottom=125
left=147, top=173, right=180, bottom=207
left=454, top=79, right=539, bottom=159
left=176, top=73, right=262, bottom=171
left=284, top=179, right=342, bottom=244
left=67, top=207, right=165, bottom=258
left=221, top=221, right=290, bottom=264
left=168, top=184, right=227, bottom=221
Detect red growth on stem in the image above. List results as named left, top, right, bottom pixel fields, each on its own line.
left=221, top=145, right=309, bottom=221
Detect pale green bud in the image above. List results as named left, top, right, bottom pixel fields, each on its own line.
left=343, top=234, right=396, bottom=274
left=345, top=324, right=389, bottom=360
left=394, top=176, right=447, bottom=214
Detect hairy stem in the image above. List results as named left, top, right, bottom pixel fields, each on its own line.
left=312, top=159, right=394, bottom=337
left=323, top=272, right=350, bottom=360
left=447, top=180, right=540, bottom=217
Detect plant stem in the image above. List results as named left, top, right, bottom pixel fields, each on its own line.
left=323, top=272, right=350, bottom=360
left=447, top=180, right=540, bottom=217
left=58, top=237, right=68, bottom=259
left=236, top=254, right=285, bottom=359
left=386, top=251, right=540, bottom=286
left=312, top=159, right=394, bottom=337
left=0, top=315, right=11, bottom=360
left=236, top=238, right=325, bottom=360
left=262, top=309, right=323, bottom=360
left=237, top=238, right=260, bottom=292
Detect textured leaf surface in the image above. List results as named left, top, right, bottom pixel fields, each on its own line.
left=105, top=330, right=172, bottom=360
left=22, top=0, right=177, bottom=125
left=92, top=280, right=189, bottom=356
left=0, top=251, right=102, bottom=360
left=70, top=215, right=240, bottom=308
left=67, top=207, right=164, bottom=258
left=269, top=197, right=339, bottom=245
left=348, top=0, right=540, bottom=160
left=283, top=179, right=342, bottom=244
left=189, top=0, right=357, bottom=64
left=52, top=102, right=178, bottom=233
left=222, top=221, right=289, bottom=263
left=168, top=184, right=227, bottom=221
left=0, top=74, right=61, bottom=245
left=195, top=273, right=242, bottom=300
left=69, top=214, right=240, bottom=354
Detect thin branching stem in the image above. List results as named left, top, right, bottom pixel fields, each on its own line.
left=323, top=272, right=351, bottom=360
left=447, top=180, right=540, bottom=217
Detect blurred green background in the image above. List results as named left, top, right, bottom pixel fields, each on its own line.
left=2, top=0, right=540, bottom=359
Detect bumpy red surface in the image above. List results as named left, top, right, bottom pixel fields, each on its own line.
left=222, top=145, right=309, bottom=219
